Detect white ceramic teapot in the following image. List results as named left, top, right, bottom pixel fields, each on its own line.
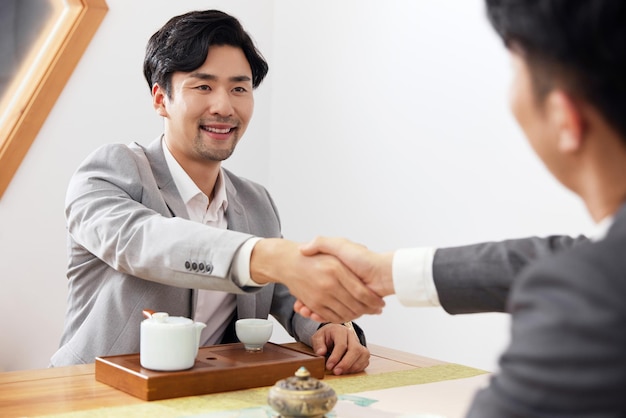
left=140, top=311, right=206, bottom=371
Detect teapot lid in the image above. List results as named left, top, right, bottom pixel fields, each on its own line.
left=144, top=312, right=193, bottom=326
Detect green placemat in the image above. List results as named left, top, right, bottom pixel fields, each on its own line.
left=44, top=364, right=487, bottom=418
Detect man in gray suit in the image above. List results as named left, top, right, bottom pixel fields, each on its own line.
left=296, top=0, right=626, bottom=415
left=51, top=10, right=383, bottom=375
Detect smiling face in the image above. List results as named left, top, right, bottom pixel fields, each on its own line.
left=153, top=45, right=254, bottom=167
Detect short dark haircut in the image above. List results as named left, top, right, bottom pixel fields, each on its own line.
left=143, top=10, right=269, bottom=97
left=486, top=0, right=626, bottom=142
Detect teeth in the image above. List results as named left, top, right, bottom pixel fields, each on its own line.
left=205, top=126, right=231, bottom=134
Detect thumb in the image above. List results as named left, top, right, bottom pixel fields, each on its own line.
left=299, top=236, right=328, bottom=256
left=311, top=332, right=328, bottom=356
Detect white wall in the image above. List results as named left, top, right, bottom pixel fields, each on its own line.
left=0, top=0, right=592, bottom=372
left=267, top=0, right=593, bottom=371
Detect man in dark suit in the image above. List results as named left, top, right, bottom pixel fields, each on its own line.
left=296, top=0, right=626, bottom=415
left=51, top=9, right=382, bottom=374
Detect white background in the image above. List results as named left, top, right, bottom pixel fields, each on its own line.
left=0, top=0, right=592, bottom=372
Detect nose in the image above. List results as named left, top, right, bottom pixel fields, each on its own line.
left=209, top=88, right=234, bottom=117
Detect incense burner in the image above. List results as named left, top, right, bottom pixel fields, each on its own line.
left=268, top=367, right=337, bottom=418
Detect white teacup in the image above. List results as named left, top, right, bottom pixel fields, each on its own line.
left=235, top=318, right=273, bottom=352
left=140, top=312, right=206, bottom=371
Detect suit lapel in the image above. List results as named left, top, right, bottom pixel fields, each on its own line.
left=223, top=170, right=250, bottom=234
left=222, top=170, right=263, bottom=317
left=607, top=202, right=626, bottom=238
left=142, top=137, right=190, bottom=219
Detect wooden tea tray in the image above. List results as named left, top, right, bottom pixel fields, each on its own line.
left=95, top=342, right=325, bottom=401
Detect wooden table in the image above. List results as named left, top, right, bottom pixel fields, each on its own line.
left=0, top=343, right=487, bottom=417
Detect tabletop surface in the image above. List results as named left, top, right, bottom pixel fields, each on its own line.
left=0, top=343, right=488, bottom=418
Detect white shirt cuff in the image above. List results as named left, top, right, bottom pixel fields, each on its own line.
left=232, top=237, right=265, bottom=287
left=392, top=247, right=440, bottom=307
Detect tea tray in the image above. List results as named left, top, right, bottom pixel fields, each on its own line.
left=95, top=342, right=325, bottom=401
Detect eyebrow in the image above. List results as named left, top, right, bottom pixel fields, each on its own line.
left=188, top=72, right=252, bottom=83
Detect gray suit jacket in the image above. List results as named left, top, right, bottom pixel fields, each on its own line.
left=433, top=207, right=626, bottom=416
left=51, top=138, right=319, bottom=366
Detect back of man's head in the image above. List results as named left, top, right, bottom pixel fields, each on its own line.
left=486, top=0, right=626, bottom=143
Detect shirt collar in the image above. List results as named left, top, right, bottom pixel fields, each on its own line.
left=590, top=215, right=614, bottom=242
left=161, top=138, right=228, bottom=210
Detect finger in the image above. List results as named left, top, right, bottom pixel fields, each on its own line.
left=297, top=253, right=382, bottom=321
left=293, top=300, right=311, bottom=317
left=301, top=245, right=385, bottom=314
left=314, top=286, right=376, bottom=321
left=294, top=302, right=326, bottom=322
left=324, top=291, right=365, bottom=321
left=299, top=236, right=345, bottom=256
left=334, top=349, right=369, bottom=374
left=301, top=236, right=368, bottom=264
left=314, top=257, right=384, bottom=316
left=302, top=272, right=362, bottom=321
left=332, top=269, right=385, bottom=314
left=298, top=236, right=323, bottom=256
left=330, top=336, right=369, bottom=375
left=309, top=312, right=327, bottom=322
left=303, top=299, right=349, bottom=324
left=310, top=330, right=328, bottom=357
left=325, top=330, right=349, bottom=372
left=294, top=299, right=328, bottom=322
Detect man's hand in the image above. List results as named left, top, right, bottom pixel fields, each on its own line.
left=300, top=236, right=395, bottom=297
left=311, top=323, right=369, bottom=375
left=295, top=237, right=395, bottom=321
left=250, top=238, right=384, bottom=323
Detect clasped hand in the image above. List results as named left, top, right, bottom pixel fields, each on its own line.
left=249, top=237, right=392, bottom=375
left=249, top=237, right=392, bottom=324
left=295, top=237, right=395, bottom=322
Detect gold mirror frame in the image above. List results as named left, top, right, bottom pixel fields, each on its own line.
left=0, top=0, right=108, bottom=199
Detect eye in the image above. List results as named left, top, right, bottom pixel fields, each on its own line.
left=233, top=86, right=248, bottom=93
left=195, top=84, right=211, bottom=91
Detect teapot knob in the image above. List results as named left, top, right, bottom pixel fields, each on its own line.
left=153, top=312, right=169, bottom=323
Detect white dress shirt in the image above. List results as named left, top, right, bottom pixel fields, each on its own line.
left=162, top=139, right=262, bottom=345
left=392, top=247, right=440, bottom=307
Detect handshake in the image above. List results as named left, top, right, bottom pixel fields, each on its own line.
left=250, top=237, right=395, bottom=323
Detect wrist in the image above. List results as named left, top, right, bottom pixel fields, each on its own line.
left=319, top=322, right=367, bottom=347
left=250, top=238, right=296, bottom=285
left=376, top=251, right=396, bottom=297
left=249, top=238, right=277, bottom=284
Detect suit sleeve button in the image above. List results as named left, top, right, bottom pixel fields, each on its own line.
left=185, top=261, right=191, bottom=270
left=205, top=263, right=213, bottom=274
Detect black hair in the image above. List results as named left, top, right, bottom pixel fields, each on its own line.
left=143, top=10, right=268, bottom=97
left=486, top=0, right=626, bottom=141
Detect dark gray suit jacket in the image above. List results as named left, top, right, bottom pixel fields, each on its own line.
left=433, top=207, right=626, bottom=417
left=51, top=138, right=319, bottom=366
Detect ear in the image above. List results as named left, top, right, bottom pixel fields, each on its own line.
left=152, top=83, right=168, bottom=117
left=546, top=90, right=585, bottom=153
